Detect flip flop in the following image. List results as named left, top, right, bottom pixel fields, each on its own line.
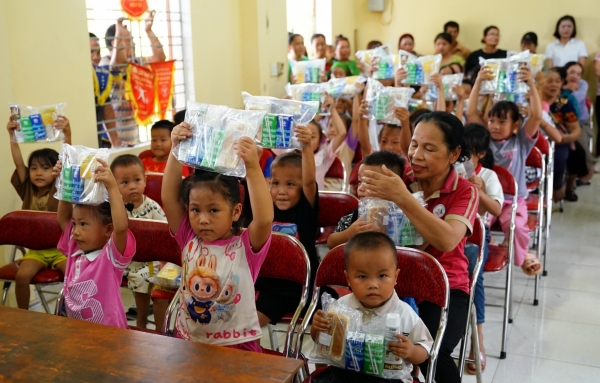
left=466, top=350, right=486, bottom=374
left=521, top=254, right=542, bottom=276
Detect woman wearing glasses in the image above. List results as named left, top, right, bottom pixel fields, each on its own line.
left=464, top=26, right=507, bottom=80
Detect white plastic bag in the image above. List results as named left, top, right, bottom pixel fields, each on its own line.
left=364, top=78, right=415, bottom=124
left=324, top=76, right=365, bottom=99
left=291, top=58, right=326, bottom=83
left=54, top=144, right=110, bottom=205
left=9, top=103, right=66, bottom=143
left=402, top=54, right=441, bottom=85
left=426, top=73, right=464, bottom=101
left=506, top=50, right=530, bottom=94
left=478, top=58, right=507, bottom=94
left=359, top=196, right=424, bottom=246
left=285, top=82, right=325, bottom=114
left=530, top=54, right=545, bottom=78
left=148, top=262, right=182, bottom=290
left=355, top=44, right=392, bottom=77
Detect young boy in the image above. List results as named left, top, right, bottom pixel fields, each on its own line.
left=253, top=125, right=320, bottom=327
left=311, top=232, right=433, bottom=383
left=110, top=154, right=169, bottom=330
left=141, top=120, right=191, bottom=176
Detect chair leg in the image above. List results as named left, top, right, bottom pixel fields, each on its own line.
left=470, top=307, right=483, bottom=383
left=54, top=288, right=65, bottom=316
left=35, top=285, right=51, bottom=314
left=501, top=261, right=512, bottom=359
left=268, top=323, right=279, bottom=352
left=2, top=282, right=11, bottom=305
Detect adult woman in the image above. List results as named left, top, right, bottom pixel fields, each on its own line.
left=540, top=68, right=583, bottom=202
left=465, top=26, right=507, bottom=80
left=288, top=33, right=308, bottom=82
left=311, top=33, right=333, bottom=74
left=544, top=15, right=587, bottom=68
left=563, top=62, right=595, bottom=185
left=361, top=112, right=478, bottom=383
left=435, top=32, right=465, bottom=67
left=398, top=33, right=418, bottom=55
left=333, top=35, right=360, bottom=76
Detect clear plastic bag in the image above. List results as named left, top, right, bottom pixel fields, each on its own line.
left=364, top=78, right=415, bottom=124
left=358, top=197, right=393, bottom=232
left=242, top=92, right=318, bottom=149
left=505, top=50, right=530, bottom=94
left=148, top=262, right=182, bottom=290
left=359, top=197, right=425, bottom=246
left=402, top=54, right=441, bottom=85
left=425, top=73, right=464, bottom=101
left=54, top=144, right=110, bottom=205
left=478, top=58, right=507, bottom=94
left=285, top=82, right=325, bottom=114
left=324, top=76, right=365, bottom=99
left=9, top=103, right=66, bottom=143
left=530, top=54, right=545, bottom=78
left=290, top=58, right=326, bottom=83
left=371, top=51, right=399, bottom=81
left=356, top=44, right=392, bottom=77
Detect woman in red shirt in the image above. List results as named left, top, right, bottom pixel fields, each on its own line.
left=361, top=111, right=479, bottom=383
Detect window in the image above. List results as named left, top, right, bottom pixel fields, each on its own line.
left=87, top=0, right=186, bottom=145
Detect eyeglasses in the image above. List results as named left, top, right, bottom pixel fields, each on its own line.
left=486, top=33, right=500, bottom=37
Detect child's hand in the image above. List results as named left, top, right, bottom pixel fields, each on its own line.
left=295, top=125, right=312, bottom=147
left=234, top=136, right=259, bottom=168
left=322, top=94, right=334, bottom=108
left=358, top=100, right=370, bottom=118
left=356, top=81, right=366, bottom=94
left=52, top=160, right=63, bottom=178
left=172, top=122, right=193, bottom=147
left=454, top=85, right=466, bottom=100
left=320, top=72, right=328, bottom=83
left=518, top=66, right=533, bottom=84
left=430, top=73, right=443, bottom=90
left=393, top=107, right=410, bottom=124
left=388, top=334, right=415, bottom=359
left=7, top=119, right=19, bottom=136
left=369, top=61, right=378, bottom=77
left=468, top=175, right=486, bottom=192
left=53, top=116, right=71, bottom=137
left=312, top=310, right=330, bottom=333
left=476, top=66, right=494, bottom=83
left=394, top=67, right=408, bottom=87
left=348, top=217, right=374, bottom=236
left=357, top=60, right=365, bottom=73
left=94, top=158, right=117, bottom=190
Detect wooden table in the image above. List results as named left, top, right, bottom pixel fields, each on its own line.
left=0, top=306, right=303, bottom=383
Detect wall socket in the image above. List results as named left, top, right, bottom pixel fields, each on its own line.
left=270, top=62, right=284, bottom=77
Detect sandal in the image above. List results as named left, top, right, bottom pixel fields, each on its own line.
left=522, top=253, right=542, bottom=276
left=466, top=350, right=486, bottom=374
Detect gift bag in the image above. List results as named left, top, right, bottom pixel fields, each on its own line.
left=291, top=58, right=326, bottom=83
left=324, top=76, right=365, bottom=99
left=9, top=103, right=66, bottom=143
left=364, top=78, right=415, bottom=124
left=505, top=50, right=530, bottom=94
left=478, top=58, right=507, bottom=94
left=402, top=54, right=441, bottom=85
left=426, top=73, right=464, bottom=101
left=356, top=44, right=392, bottom=77
left=285, top=82, right=325, bottom=114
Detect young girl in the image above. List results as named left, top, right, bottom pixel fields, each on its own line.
left=466, top=65, right=543, bottom=276
left=162, top=122, right=273, bottom=352
left=435, top=33, right=465, bottom=67
left=54, top=158, right=136, bottom=328
left=288, top=33, right=308, bottom=83
left=7, top=116, right=71, bottom=310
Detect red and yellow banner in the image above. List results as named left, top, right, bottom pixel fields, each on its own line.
left=125, top=62, right=155, bottom=126
left=120, top=0, right=148, bottom=19
left=149, top=60, right=176, bottom=120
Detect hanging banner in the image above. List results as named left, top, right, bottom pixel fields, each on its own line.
left=92, top=65, right=116, bottom=106
left=149, top=60, right=176, bottom=120
left=125, top=62, right=155, bottom=126
left=120, top=0, right=148, bottom=19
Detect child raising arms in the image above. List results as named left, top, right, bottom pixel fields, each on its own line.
left=54, top=158, right=136, bottom=328
left=162, top=122, right=273, bottom=352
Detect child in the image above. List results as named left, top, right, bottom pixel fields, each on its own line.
left=309, top=116, right=347, bottom=191
left=462, top=123, right=504, bottom=374
left=252, top=125, right=320, bottom=327
left=311, top=232, right=433, bottom=383
left=110, top=154, right=169, bottom=330
left=141, top=120, right=191, bottom=176
left=7, top=116, right=71, bottom=310
left=327, top=150, right=405, bottom=249
left=357, top=100, right=411, bottom=158
left=161, top=122, right=273, bottom=352
left=53, top=158, right=136, bottom=328
left=466, top=65, right=543, bottom=275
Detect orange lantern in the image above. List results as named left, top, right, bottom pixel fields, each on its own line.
left=120, top=0, right=148, bottom=19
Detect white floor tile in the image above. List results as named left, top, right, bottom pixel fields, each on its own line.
left=492, top=354, right=600, bottom=383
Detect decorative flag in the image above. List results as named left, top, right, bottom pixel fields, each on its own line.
left=149, top=60, right=176, bottom=120
left=120, top=0, right=148, bottom=19
left=125, top=62, right=155, bottom=125
left=92, top=65, right=115, bottom=106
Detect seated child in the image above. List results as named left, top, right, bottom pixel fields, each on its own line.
left=308, top=114, right=347, bottom=190
left=357, top=99, right=410, bottom=158
left=311, top=232, right=433, bottom=383
left=110, top=154, right=169, bottom=330
left=141, top=120, right=191, bottom=177
left=8, top=115, right=71, bottom=310
left=53, top=158, right=135, bottom=328
left=161, top=122, right=273, bottom=352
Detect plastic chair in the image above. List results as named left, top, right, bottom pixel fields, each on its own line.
left=144, top=172, right=164, bottom=207
left=54, top=218, right=181, bottom=334
left=485, top=165, right=517, bottom=359
left=323, top=157, right=347, bottom=192
left=314, top=191, right=359, bottom=246
left=535, top=136, right=554, bottom=277
left=0, top=211, right=63, bottom=313
left=348, top=161, right=360, bottom=196
left=297, top=245, right=449, bottom=383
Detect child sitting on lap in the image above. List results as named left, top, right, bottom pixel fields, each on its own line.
left=311, top=232, right=433, bottom=383
left=141, top=119, right=191, bottom=176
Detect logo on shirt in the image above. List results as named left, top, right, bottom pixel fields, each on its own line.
left=433, top=204, right=446, bottom=218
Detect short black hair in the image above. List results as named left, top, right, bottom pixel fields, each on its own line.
left=521, top=32, right=538, bottom=46
left=377, top=123, right=401, bottom=142
left=444, top=21, right=459, bottom=32
left=489, top=101, right=521, bottom=124
left=362, top=150, right=406, bottom=177
left=151, top=119, right=175, bottom=132
left=415, top=111, right=471, bottom=163
left=271, top=151, right=302, bottom=171
left=482, top=26, right=499, bottom=44
left=435, top=33, right=453, bottom=45
left=554, top=15, right=577, bottom=39
left=367, top=40, right=383, bottom=49
left=546, top=66, right=566, bottom=84
left=289, top=33, right=302, bottom=46
left=464, top=123, right=494, bottom=168
left=89, top=32, right=98, bottom=39
left=409, top=109, right=431, bottom=130
left=110, top=154, right=144, bottom=173
left=563, top=61, right=583, bottom=74
left=450, top=62, right=464, bottom=73
left=74, top=202, right=113, bottom=226
left=344, top=232, right=397, bottom=269
left=311, top=33, right=325, bottom=43
left=335, top=35, right=349, bottom=49
left=28, top=148, right=59, bottom=170
left=173, top=110, right=186, bottom=125
left=105, top=24, right=116, bottom=50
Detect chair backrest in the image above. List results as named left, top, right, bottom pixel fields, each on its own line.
left=128, top=218, right=181, bottom=265
left=349, top=161, right=360, bottom=194
left=324, top=157, right=346, bottom=184
left=259, top=148, right=275, bottom=173
left=534, top=134, right=550, bottom=157
left=145, top=172, right=164, bottom=207
left=138, top=149, right=153, bottom=160
left=352, top=143, right=363, bottom=165
left=317, top=191, right=359, bottom=228
left=492, top=165, right=517, bottom=196
left=258, top=232, right=310, bottom=287
left=0, top=211, right=61, bottom=250
left=467, top=214, right=485, bottom=249
left=526, top=147, right=544, bottom=170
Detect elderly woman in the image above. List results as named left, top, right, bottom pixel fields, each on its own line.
left=361, top=112, right=479, bottom=383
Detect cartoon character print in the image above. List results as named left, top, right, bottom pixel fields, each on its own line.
left=271, top=222, right=299, bottom=239
left=209, top=271, right=240, bottom=323
left=184, top=254, right=221, bottom=325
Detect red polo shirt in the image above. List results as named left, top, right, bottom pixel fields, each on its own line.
left=405, top=167, right=479, bottom=294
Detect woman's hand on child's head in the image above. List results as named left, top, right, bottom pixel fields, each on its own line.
left=171, top=122, right=192, bottom=147
left=294, top=125, right=312, bottom=147
left=468, top=175, right=486, bottom=192
left=234, top=136, right=259, bottom=168
left=361, top=165, right=410, bottom=204
left=388, top=334, right=415, bottom=359
left=394, top=67, right=408, bottom=87
left=94, top=158, right=117, bottom=190
left=518, top=66, right=533, bottom=84
left=53, top=116, right=71, bottom=136
left=393, top=107, right=410, bottom=123
left=52, top=160, right=63, bottom=178
left=311, top=310, right=330, bottom=332
left=430, top=73, right=443, bottom=90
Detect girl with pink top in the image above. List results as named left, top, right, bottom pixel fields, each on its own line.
left=162, top=122, right=274, bottom=352
left=54, top=158, right=136, bottom=329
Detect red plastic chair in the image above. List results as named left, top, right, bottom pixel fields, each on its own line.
left=144, top=172, right=164, bottom=207
left=259, top=148, right=275, bottom=174
left=352, top=142, right=363, bottom=166
left=534, top=134, right=553, bottom=278
left=323, top=157, right=347, bottom=191
left=0, top=211, right=63, bottom=313
left=485, top=165, right=517, bottom=359
left=297, top=245, right=449, bottom=383
left=314, top=191, right=359, bottom=246
left=348, top=161, right=361, bottom=196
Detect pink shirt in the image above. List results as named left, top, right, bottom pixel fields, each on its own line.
left=58, top=221, right=136, bottom=328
